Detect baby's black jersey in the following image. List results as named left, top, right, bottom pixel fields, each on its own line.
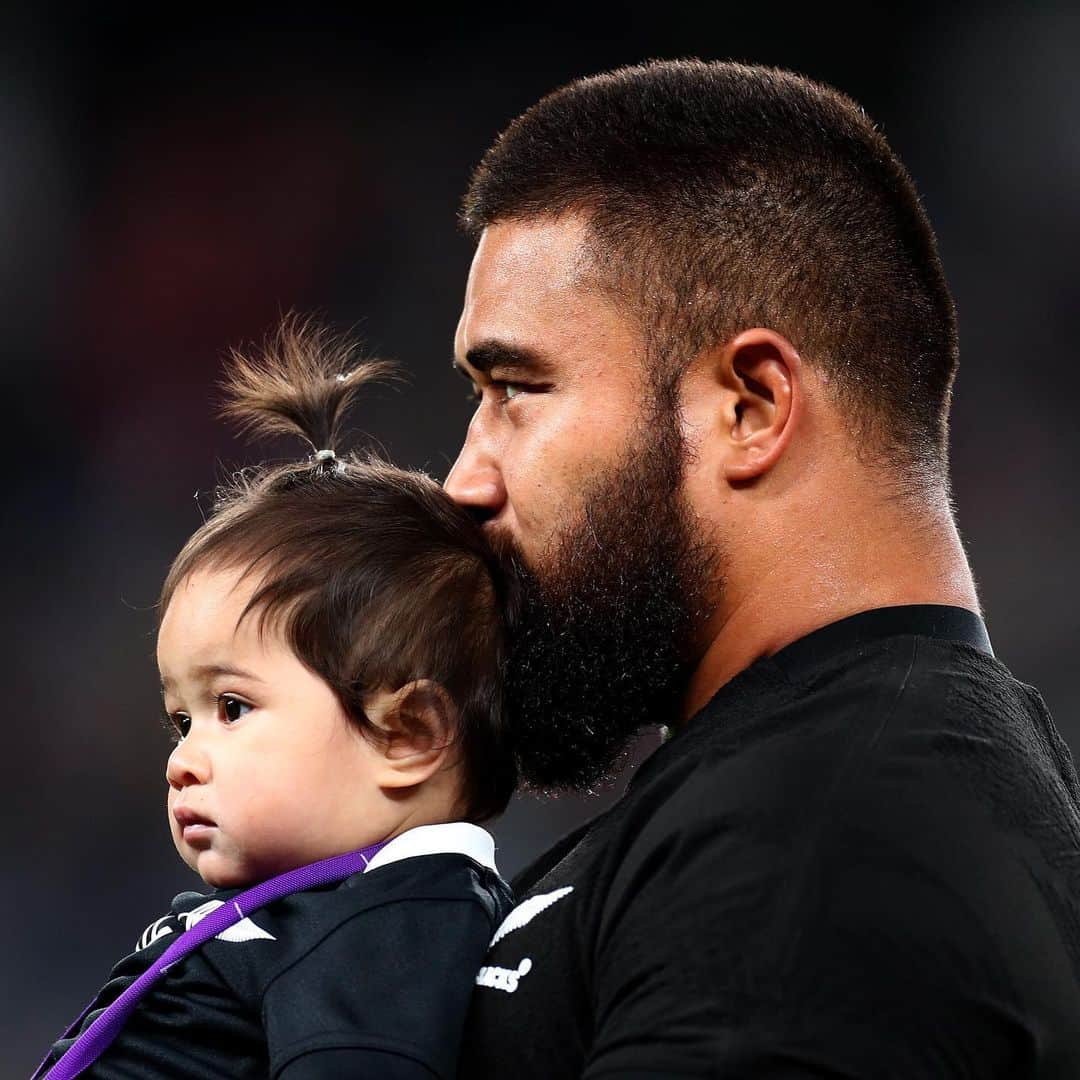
left=47, top=824, right=513, bottom=1079
left=460, top=607, right=1080, bottom=1078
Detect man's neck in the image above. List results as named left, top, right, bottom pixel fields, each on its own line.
left=680, top=497, right=979, bottom=722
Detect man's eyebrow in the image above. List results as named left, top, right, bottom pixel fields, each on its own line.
left=160, top=664, right=265, bottom=692
left=452, top=341, right=547, bottom=380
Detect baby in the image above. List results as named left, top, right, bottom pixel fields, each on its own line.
left=38, top=318, right=517, bottom=1078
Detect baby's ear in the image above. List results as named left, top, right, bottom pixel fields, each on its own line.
left=362, top=680, right=459, bottom=790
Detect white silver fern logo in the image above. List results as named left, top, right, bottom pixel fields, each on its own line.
left=489, top=886, right=574, bottom=947
left=179, top=899, right=277, bottom=942
left=136, top=915, right=175, bottom=952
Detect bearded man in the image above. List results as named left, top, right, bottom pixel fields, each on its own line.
left=445, top=60, right=1080, bottom=1077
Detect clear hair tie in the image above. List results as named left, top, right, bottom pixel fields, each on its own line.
left=314, top=448, right=336, bottom=463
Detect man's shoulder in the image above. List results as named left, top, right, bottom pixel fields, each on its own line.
left=477, top=632, right=1080, bottom=1079
left=662, top=633, right=1074, bottom=827
left=514, top=634, right=1079, bottom=909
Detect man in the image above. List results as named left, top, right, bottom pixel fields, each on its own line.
left=445, top=60, right=1080, bottom=1077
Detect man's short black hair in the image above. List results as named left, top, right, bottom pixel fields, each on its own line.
left=462, top=59, right=958, bottom=489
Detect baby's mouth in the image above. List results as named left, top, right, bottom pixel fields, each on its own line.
left=173, top=806, right=217, bottom=843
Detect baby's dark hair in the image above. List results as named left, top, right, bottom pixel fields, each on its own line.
left=159, top=316, right=517, bottom=822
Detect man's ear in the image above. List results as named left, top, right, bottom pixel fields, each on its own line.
left=703, top=328, right=802, bottom=484
left=362, top=680, right=459, bottom=791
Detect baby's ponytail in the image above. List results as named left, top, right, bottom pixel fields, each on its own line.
left=219, top=313, right=397, bottom=466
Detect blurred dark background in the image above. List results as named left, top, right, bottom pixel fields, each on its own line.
left=5, top=5, right=1078, bottom=1069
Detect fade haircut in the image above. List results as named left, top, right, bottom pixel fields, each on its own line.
left=462, top=59, right=959, bottom=488
left=160, top=317, right=517, bottom=821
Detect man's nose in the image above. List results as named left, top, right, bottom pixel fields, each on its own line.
left=166, top=734, right=210, bottom=790
left=444, top=429, right=506, bottom=520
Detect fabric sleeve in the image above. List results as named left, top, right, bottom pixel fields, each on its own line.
left=581, top=755, right=1031, bottom=1078
left=264, top=895, right=494, bottom=1080
left=278, top=1046, right=438, bottom=1079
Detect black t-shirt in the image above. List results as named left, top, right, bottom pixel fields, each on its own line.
left=48, top=823, right=513, bottom=1079
left=460, top=606, right=1080, bottom=1078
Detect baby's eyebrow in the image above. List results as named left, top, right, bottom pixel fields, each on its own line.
left=159, top=663, right=265, bottom=692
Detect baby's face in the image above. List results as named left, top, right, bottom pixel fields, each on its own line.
left=157, top=567, right=390, bottom=888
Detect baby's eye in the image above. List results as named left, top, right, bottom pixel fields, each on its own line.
left=218, top=695, right=252, bottom=723
left=165, top=712, right=191, bottom=741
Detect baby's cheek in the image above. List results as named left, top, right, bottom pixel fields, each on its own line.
left=232, top=811, right=290, bottom=866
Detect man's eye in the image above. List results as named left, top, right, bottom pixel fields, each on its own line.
left=484, top=381, right=528, bottom=402
left=466, top=381, right=532, bottom=407
left=218, top=695, right=252, bottom=723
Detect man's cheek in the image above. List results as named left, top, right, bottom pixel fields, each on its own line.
left=514, top=486, right=572, bottom=556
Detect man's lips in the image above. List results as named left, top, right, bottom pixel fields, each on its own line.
left=173, top=806, right=216, bottom=842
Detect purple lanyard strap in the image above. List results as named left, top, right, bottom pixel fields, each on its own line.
left=36, top=839, right=389, bottom=1080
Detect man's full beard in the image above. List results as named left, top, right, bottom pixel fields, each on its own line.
left=489, top=401, right=719, bottom=793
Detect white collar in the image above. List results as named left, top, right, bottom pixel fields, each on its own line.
left=364, top=821, right=498, bottom=875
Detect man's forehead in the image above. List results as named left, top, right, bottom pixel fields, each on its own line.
left=461, top=218, right=596, bottom=324
left=469, top=215, right=595, bottom=292
left=455, top=216, right=622, bottom=366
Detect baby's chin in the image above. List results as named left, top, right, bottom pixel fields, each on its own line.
left=182, top=837, right=371, bottom=889
left=179, top=842, right=263, bottom=890
left=194, top=856, right=259, bottom=890
left=192, top=846, right=314, bottom=890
